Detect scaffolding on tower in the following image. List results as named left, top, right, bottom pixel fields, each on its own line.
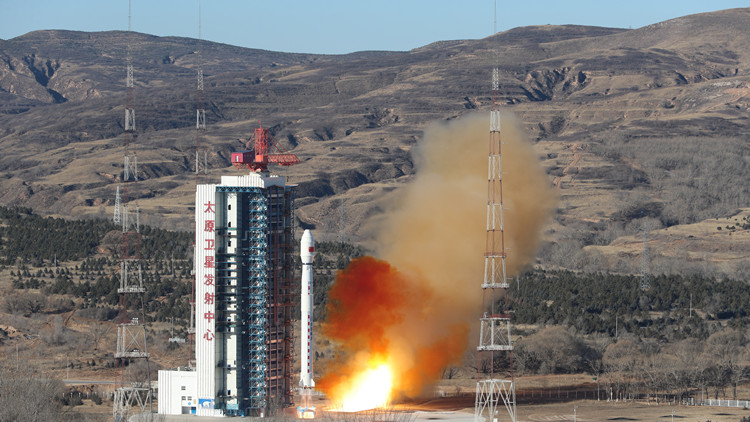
left=113, top=1, right=153, bottom=420
left=231, top=125, right=300, bottom=172
left=475, top=2, right=516, bottom=421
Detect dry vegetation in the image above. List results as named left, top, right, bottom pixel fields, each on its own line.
left=2, top=7, right=750, bottom=420
left=513, top=326, right=750, bottom=402
left=2, top=10, right=750, bottom=275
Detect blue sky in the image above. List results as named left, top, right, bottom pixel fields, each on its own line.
left=0, top=1, right=747, bottom=54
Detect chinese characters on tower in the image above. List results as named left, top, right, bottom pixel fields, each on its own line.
left=202, top=201, right=215, bottom=341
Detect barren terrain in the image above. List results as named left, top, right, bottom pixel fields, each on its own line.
left=2, top=9, right=750, bottom=275
left=2, top=8, right=750, bottom=420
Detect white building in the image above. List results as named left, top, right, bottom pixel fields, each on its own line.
left=158, top=368, right=198, bottom=415
left=159, top=172, right=297, bottom=417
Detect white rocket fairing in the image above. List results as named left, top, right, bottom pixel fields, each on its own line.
left=298, top=229, right=316, bottom=418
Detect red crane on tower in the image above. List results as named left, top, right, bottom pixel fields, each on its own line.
left=231, top=123, right=300, bottom=172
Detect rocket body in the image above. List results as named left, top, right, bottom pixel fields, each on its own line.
left=300, top=229, right=315, bottom=389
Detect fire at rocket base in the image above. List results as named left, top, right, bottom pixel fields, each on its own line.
left=297, top=229, right=316, bottom=419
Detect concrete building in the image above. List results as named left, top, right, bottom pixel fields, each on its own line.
left=159, top=172, right=296, bottom=417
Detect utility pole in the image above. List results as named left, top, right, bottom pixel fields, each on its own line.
left=338, top=197, right=346, bottom=243
left=640, top=222, right=650, bottom=291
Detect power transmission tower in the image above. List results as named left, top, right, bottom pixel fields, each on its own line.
left=188, top=0, right=208, bottom=368
left=113, top=186, right=121, bottom=225
left=113, top=2, right=153, bottom=420
left=194, top=3, right=207, bottom=177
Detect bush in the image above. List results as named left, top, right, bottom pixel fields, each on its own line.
left=75, top=306, right=118, bottom=321
left=3, top=291, right=46, bottom=316
left=91, top=392, right=103, bottom=405
left=515, top=326, right=593, bottom=374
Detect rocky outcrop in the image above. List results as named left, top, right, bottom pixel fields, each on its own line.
left=521, top=67, right=588, bottom=101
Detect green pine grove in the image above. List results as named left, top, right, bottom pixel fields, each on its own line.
left=1, top=205, right=747, bottom=343
left=512, top=269, right=749, bottom=341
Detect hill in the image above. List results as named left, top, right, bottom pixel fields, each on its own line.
left=1, top=8, right=750, bottom=276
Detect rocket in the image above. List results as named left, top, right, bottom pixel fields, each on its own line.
left=298, top=229, right=316, bottom=418
left=300, top=229, right=315, bottom=389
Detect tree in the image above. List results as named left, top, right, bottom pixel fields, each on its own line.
left=89, top=322, right=110, bottom=351
left=3, top=291, right=47, bottom=316
left=515, top=326, right=590, bottom=374
left=705, top=328, right=745, bottom=399
left=603, top=339, right=642, bottom=401
left=0, top=366, right=64, bottom=422
left=583, top=336, right=609, bottom=400
left=671, top=338, right=708, bottom=402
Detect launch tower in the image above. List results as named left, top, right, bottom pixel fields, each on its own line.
left=160, top=172, right=297, bottom=417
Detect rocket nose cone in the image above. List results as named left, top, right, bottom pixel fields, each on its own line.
left=301, top=229, right=315, bottom=262
left=302, top=229, right=314, bottom=244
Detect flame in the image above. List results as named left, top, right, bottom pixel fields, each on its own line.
left=332, top=361, right=393, bottom=412
left=319, top=257, right=467, bottom=405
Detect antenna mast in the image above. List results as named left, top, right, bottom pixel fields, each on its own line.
left=475, top=0, right=517, bottom=420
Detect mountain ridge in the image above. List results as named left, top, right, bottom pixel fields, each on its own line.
left=1, top=8, right=750, bottom=276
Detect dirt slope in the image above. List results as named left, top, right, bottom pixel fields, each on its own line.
left=2, top=8, right=750, bottom=274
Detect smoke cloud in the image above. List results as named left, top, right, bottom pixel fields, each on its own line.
left=319, top=112, right=556, bottom=400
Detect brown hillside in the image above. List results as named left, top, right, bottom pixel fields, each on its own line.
left=1, top=8, right=750, bottom=275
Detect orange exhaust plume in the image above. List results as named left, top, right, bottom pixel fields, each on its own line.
left=318, top=113, right=556, bottom=406
left=320, top=256, right=422, bottom=358
left=318, top=256, right=466, bottom=404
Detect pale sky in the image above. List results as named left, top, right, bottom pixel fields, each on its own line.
left=0, top=1, right=747, bottom=54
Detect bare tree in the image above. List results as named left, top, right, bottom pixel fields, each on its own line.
left=705, top=328, right=745, bottom=399
left=442, top=366, right=459, bottom=380
left=88, top=322, right=110, bottom=351
left=128, top=359, right=157, bottom=390
left=672, top=338, right=708, bottom=402
left=582, top=338, right=607, bottom=400
left=603, top=339, right=642, bottom=401
left=515, top=326, right=589, bottom=374
left=0, top=365, right=64, bottom=422
left=728, top=348, right=749, bottom=400
left=3, top=291, right=47, bottom=316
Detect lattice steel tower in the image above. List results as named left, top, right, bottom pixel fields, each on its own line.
left=113, top=1, right=153, bottom=420
left=475, top=2, right=516, bottom=420
left=188, top=0, right=209, bottom=368
left=194, top=0, right=208, bottom=177
left=640, top=222, right=650, bottom=291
